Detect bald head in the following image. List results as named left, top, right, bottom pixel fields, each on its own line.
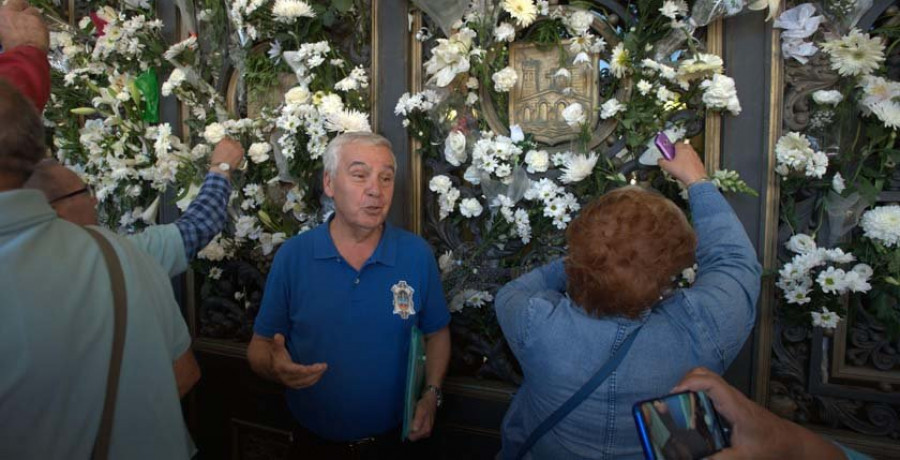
left=0, top=79, right=45, bottom=189
left=24, top=160, right=99, bottom=225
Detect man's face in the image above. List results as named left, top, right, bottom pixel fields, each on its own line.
left=323, top=142, right=395, bottom=232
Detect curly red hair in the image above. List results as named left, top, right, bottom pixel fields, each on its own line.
left=565, top=186, right=697, bottom=318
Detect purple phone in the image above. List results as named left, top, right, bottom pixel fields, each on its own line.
left=655, top=132, right=676, bottom=161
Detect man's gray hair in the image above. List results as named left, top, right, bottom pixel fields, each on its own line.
left=0, top=80, right=46, bottom=177
left=322, top=132, right=394, bottom=177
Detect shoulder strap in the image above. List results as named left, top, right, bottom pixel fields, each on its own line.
left=513, top=325, right=642, bottom=460
left=84, top=227, right=128, bottom=460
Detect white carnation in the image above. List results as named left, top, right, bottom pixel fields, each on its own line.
left=562, top=103, right=586, bottom=128
left=812, top=89, right=843, bottom=106
left=248, top=142, right=271, bottom=163
left=494, top=22, right=516, bottom=42
left=860, top=205, right=900, bottom=247
left=444, top=131, right=467, bottom=166
left=203, top=122, right=226, bottom=144
left=459, top=198, right=484, bottom=218
left=492, top=66, right=519, bottom=92
left=600, top=98, right=625, bottom=119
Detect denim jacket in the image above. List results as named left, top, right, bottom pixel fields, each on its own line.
left=495, top=182, right=762, bottom=459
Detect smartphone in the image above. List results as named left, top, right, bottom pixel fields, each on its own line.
left=633, top=391, right=730, bottom=460
left=655, top=132, right=676, bottom=161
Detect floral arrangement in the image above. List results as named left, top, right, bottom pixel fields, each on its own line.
left=37, top=0, right=371, bottom=340
left=401, top=0, right=760, bottom=381
left=773, top=2, right=900, bottom=337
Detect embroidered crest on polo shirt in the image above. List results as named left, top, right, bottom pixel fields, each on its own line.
left=391, top=280, right=416, bottom=319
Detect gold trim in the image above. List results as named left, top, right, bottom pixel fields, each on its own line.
left=67, top=0, right=75, bottom=26
left=409, top=10, right=424, bottom=235
left=370, top=0, right=380, bottom=132
left=753, top=13, right=784, bottom=405
left=704, top=19, right=723, bottom=171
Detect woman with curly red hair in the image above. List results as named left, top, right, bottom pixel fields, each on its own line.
left=496, top=143, right=761, bottom=460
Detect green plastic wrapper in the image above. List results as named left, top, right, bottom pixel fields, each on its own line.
left=134, top=69, right=159, bottom=123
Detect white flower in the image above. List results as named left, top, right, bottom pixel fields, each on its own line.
left=805, top=151, right=828, bottom=179
left=560, top=153, right=598, bottom=183
left=199, top=235, right=227, bottom=261
left=429, top=175, right=453, bottom=194
left=163, top=35, right=197, bottom=61
left=203, top=122, right=226, bottom=144
left=774, top=4, right=823, bottom=63
left=444, top=131, right=467, bottom=166
left=867, top=100, right=900, bottom=129
left=824, top=248, right=855, bottom=264
left=861, top=205, right=900, bottom=247
left=565, top=10, right=594, bottom=36
left=812, top=90, right=843, bottom=106
left=248, top=142, right=271, bottom=164
left=822, top=29, right=885, bottom=77
left=785, top=286, right=811, bottom=304
left=259, top=232, right=287, bottom=255
left=562, top=103, right=586, bottom=128
left=524, top=149, right=549, bottom=173
left=438, top=188, right=460, bottom=219
left=832, top=172, right=846, bottom=194
left=235, top=215, right=262, bottom=240
left=325, top=109, right=371, bottom=133
left=700, top=74, right=742, bottom=115
left=424, top=28, right=475, bottom=87
left=272, top=0, right=315, bottom=23
left=317, top=93, right=344, bottom=115
left=600, top=98, right=625, bottom=119
left=209, top=267, right=223, bottom=280
left=609, top=42, right=629, bottom=78
left=775, top=132, right=815, bottom=174
left=494, top=22, right=516, bottom=42
left=659, top=0, right=688, bottom=19
left=656, top=86, right=676, bottom=103
left=817, top=266, right=847, bottom=294
left=502, top=0, right=538, bottom=27
left=842, top=270, right=872, bottom=293
left=459, top=197, right=484, bottom=218
left=161, top=68, right=186, bottom=96
left=786, top=233, right=816, bottom=254
left=573, top=52, right=590, bottom=65
left=637, top=79, right=653, bottom=95
left=852, top=263, right=874, bottom=279
left=492, top=66, right=519, bottom=92
left=509, top=125, right=524, bottom=142
left=811, top=307, right=840, bottom=329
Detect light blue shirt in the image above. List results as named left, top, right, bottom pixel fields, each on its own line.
left=495, top=182, right=762, bottom=459
left=0, top=189, right=193, bottom=459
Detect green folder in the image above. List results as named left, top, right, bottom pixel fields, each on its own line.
left=402, top=325, right=426, bottom=440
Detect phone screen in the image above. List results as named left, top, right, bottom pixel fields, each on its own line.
left=633, top=391, right=729, bottom=460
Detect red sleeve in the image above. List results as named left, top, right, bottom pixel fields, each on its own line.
left=0, top=46, right=51, bottom=112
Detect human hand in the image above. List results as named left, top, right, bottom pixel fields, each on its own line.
left=270, top=333, right=327, bottom=389
left=658, top=141, right=708, bottom=187
left=672, top=367, right=845, bottom=460
left=209, top=137, right=245, bottom=178
left=0, top=0, right=48, bottom=52
left=407, top=391, right=438, bottom=441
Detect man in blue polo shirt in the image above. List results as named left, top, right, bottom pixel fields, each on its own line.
left=248, top=132, right=451, bottom=459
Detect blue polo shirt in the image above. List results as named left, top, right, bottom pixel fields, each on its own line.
left=254, top=220, right=451, bottom=441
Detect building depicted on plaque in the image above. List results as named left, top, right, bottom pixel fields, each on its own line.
left=509, top=41, right=599, bottom=146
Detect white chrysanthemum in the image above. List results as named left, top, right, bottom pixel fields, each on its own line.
left=821, top=29, right=885, bottom=77
left=817, top=266, right=848, bottom=294
left=825, top=173, right=845, bottom=196
left=805, top=150, right=828, bottom=178
left=775, top=132, right=817, bottom=175
left=444, top=131, right=467, bottom=166
left=524, top=149, right=550, bottom=173
left=560, top=153, right=598, bottom=183
left=812, top=89, right=843, bottom=106
left=199, top=237, right=227, bottom=261
left=325, top=109, right=371, bottom=133
left=859, top=75, right=900, bottom=108
left=203, top=122, right=226, bottom=144
left=492, top=66, right=519, bottom=92
left=867, top=101, right=900, bottom=129
left=459, top=197, right=484, bottom=218
left=811, top=307, right=840, bottom=329
left=494, top=22, right=516, bottom=42
left=637, top=79, right=653, bottom=95
left=860, top=205, right=900, bottom=247
left=785, top=286, right=812, bottom=305
left=659, top=0, right=688, bottom=19
left=700, top=74, right=741, bottom=115
left=600, top=98, right=626, bottom=119
left=502, top=0, right=538, bottom=27
left=609, top=42, right=629, bottom=78
left=677, top=53, right=723, bottom=83
left=786, top=233, right=816, bottom=254
left=272, top=0, right=315, bottom=23
left=209, top=267, right=223, bottom=280
left=562, top=103, right=586, bottom=128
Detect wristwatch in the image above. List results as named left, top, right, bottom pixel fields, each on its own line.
left=214, top=162, right=231, bottom=172
left=425, top=384, right=443, bottom=408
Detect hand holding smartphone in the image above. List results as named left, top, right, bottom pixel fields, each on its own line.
left=655, top=132, right=677, bottom=161
left=633, top=391, right=730, bottom=460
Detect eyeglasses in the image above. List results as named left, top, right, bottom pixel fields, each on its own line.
left=49, top=185, right=93, bottom=204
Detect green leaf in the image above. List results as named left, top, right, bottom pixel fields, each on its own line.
left=331, top=0, right=353, bottom=13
